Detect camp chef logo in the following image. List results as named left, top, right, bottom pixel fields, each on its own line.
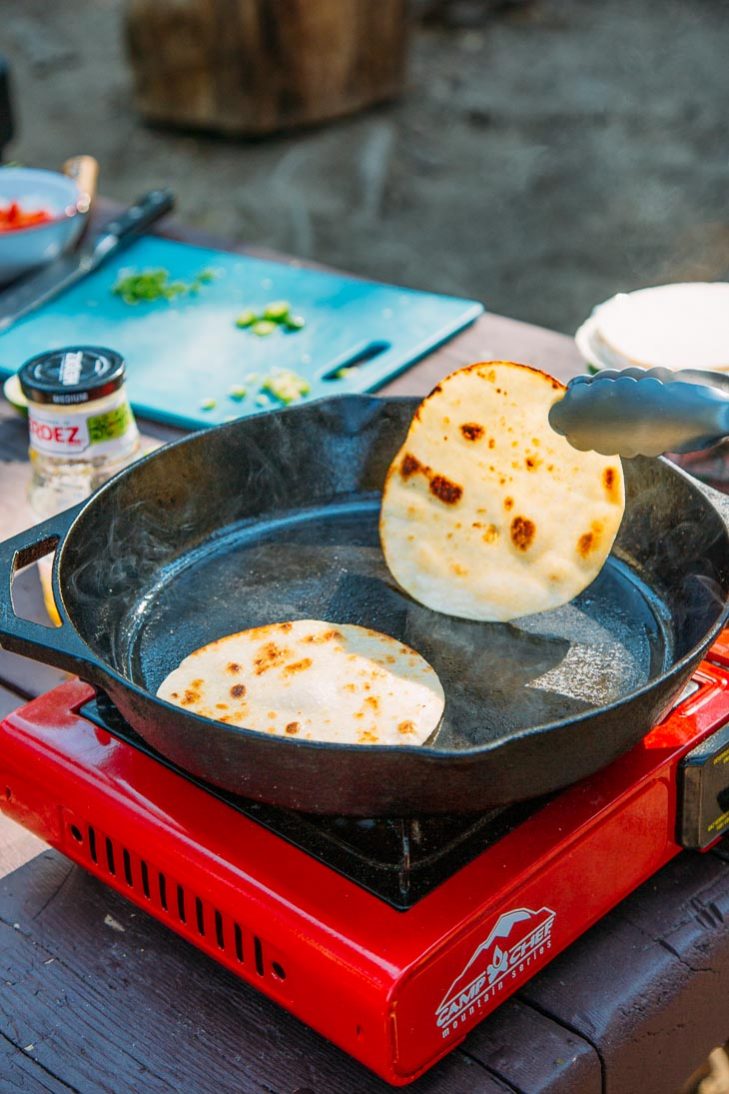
left=435, top=906, right=556, bottom=1036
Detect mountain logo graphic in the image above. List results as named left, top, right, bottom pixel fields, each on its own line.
left=435, top=906, right=556, bottom=1029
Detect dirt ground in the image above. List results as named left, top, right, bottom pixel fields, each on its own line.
left=3, top=0, right=729, bottom=335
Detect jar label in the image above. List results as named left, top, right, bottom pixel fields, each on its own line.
left=28, top=400, right=139, bottom=460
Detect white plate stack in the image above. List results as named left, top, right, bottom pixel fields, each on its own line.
left=575, top=282, right=729, bottom=374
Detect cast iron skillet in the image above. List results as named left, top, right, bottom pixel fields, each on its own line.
left=1, top=395, right=728, bottom=815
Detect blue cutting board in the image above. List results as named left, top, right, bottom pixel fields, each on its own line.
left=0, top=236, right=483, bottom=430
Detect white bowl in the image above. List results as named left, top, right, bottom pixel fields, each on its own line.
left=0, top=167, right=87, bottom=284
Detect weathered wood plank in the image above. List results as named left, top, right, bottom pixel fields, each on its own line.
left=0, top=855, right=513, bottom=1094
left=520, top=850, right=729, bottom=1094
left=0, top=815, right=58, bottom=880
left=0, top=683, right=21, bottom=718
left=464, top=997, right=602, bottom=1094
left=0, top=1034, right=76, bottom=1093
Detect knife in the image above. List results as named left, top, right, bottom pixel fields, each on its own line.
left=0, top=188, right=175, bottom=334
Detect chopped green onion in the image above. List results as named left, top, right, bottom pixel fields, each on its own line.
left=334, top=366, right=355, bottom=380
left=255, top=394, right=271, bottom=407
left=263, top=300, right=291, bottom=321
left=235, top=302, right=305, bottom=334
left=228, top=385, right=247, bottom=401
left=200, top=398, right=217, bottom=411
left=113, top=267, right=216, bottom=305
left=260, top=369, right=311, bottom=405
left=235, top=309, right=258, bottom=329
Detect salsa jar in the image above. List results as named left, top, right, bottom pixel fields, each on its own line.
left=18, top=346, right=141, bottom=624
left=19, top=345, right=140, bottom=519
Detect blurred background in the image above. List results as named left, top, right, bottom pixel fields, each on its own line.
left=2, top=0, right=728, bottom=334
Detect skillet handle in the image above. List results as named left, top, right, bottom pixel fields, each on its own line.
left=692, top=475, right=729, bottom=527
left=0, top=504, right=99, bottom=678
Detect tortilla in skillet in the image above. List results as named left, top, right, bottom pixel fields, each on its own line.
left=379, top=360, right=625, bottom=622
left=157, top=620, right=445, bottom=745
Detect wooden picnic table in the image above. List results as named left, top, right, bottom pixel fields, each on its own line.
left=1, top=213, right=729, bottom=1094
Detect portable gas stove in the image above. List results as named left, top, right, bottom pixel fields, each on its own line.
left=3, top=635, right=729, bottom=1086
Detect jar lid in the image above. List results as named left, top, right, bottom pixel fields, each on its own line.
left=18, top=346, right=126, bottom=405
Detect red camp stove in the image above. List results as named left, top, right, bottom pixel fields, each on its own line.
left=3, top=633, right=729, bottom=1086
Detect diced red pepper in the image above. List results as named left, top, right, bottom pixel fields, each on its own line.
left=0, top=201, right=55, bottom=231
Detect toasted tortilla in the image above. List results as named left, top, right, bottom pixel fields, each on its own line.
left=157, top=620, right=445, bottom=746
left=379, top=361, right=625, bottom=622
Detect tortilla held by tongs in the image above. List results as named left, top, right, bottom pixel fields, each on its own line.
left=379, top=361, right=626, bottom=623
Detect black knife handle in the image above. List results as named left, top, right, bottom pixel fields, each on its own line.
left=102, top=188, right=175, bottom=243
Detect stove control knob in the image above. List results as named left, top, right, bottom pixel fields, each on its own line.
left=679, top=720, right=729, bottom=850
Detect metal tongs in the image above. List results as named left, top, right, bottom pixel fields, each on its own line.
left=548, top=367, right=729, bottom=458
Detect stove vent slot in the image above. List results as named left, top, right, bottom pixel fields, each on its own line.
left=69, top=817, right=287, bottom=989
left=176, top=883, right=186, bottom=922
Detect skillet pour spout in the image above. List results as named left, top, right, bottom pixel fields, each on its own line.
left=0, top=394, right=728, bottom=816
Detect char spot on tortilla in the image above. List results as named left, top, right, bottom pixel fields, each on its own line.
left=283, top=657, right=313, bottom=675
left=451, top=562, right=468, bottom=576
left=303, top=628, right=341, bottom=644
left=400, top=453, right=422, bottom=479
left=226, top=662, right=241, bottom=674
left=504, top=496, right=514, bottom=511
left=183, top=689, right=200, bottom=705
left=510, top=515, right=536, bottom=551
left=429, top=474, right=463, bottom=505
left=285, top=722, right=300, bottom=735
left=230, top=683, right=246, bottom=698
left=215, top=702, right=228, bottom=710
left=525, top=455, right=541, bottom=471
left=603, top=466, right=620, bottom=502
left=398, top=720, right=416, bottom=735
left=253, top=642, right=288, bottom=674
left=488, top=438, right=496, bottom=449
left=358, top=730, right=379, bottom=743
left=460, top=422, right=484, bottom=441
left=483, top=524, right=499, bottom=543
left=578, top=522, right=603, bottom=558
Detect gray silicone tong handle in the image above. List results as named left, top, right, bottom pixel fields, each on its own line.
left=548, top=367, right=729, bottom=457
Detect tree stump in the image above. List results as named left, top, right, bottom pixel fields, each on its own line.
left=124, top=0, right=410, bottom=136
